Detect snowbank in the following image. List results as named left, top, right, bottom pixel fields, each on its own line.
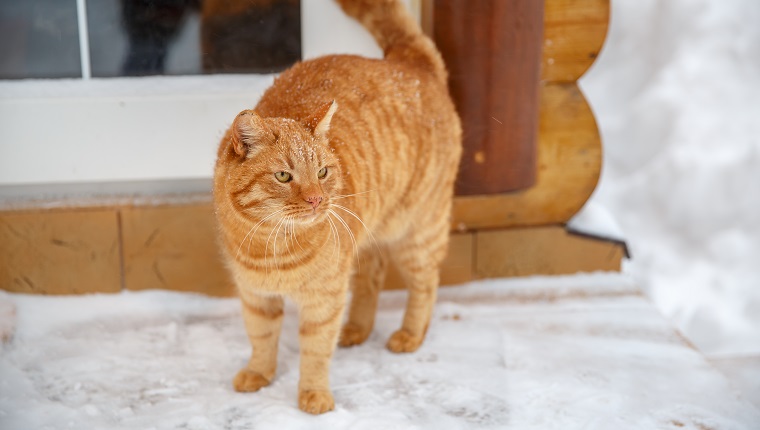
left=580, top=0, right=760, bottom=356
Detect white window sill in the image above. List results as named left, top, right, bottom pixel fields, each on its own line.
left=0, top=0, right=417, bottom=201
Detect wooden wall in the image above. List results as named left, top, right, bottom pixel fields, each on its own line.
left=0, top=201, right=624, bottom=296
left=0, top=0, right=618, bottom=296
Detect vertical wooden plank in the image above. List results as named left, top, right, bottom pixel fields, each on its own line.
left=434, top=0, right=544, bottom=195
left=0, top=210, right=121, bottom=294
left=121, top=204, right=235, bottom=297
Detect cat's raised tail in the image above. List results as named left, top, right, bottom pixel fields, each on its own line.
left=335, top=0, right=447, bottom=84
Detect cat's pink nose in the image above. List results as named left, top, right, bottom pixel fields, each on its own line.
left=305, top=195, right=323, bottom=209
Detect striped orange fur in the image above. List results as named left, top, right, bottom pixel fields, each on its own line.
left=213, top=0, right=461, bottom=414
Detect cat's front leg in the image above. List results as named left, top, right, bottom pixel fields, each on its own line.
left=233, top=294, right=284, bottom=393
left=296, top=293, right=347, bottom=414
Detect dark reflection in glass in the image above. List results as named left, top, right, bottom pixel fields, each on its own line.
left=88, top=0, right=201, bottom=77
left=121, top=0, right=200, bottom=75
left=88, top=0, right=301, bottom=78
left=201, top=0, right=301, bottom=74
left=0, top=0, right=81, bottom=79
left=121, top=0, right=199, bottom=76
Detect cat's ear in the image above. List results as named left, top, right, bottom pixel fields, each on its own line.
left=305, top=100, right=338, bottom=138
left=230, top=110, right=273, bottom=157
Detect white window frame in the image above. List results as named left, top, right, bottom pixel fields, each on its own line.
left=0, top=0, right=418, bottom=200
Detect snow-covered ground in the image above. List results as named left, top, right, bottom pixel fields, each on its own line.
left=580, top=0, right=760, bottom=357
left=2, top=1, right=760, bottom=427
left=2, top=274, right=759, bottom=430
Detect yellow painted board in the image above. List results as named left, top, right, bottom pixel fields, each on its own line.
left=476, top=226, right=623, bottom=278
left=121, top=204, right=236, bottom=297
left=0, top=209, right=121, bottom=294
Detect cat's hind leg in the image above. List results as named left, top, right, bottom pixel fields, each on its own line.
left=386, top=221, right=449, bottom=353
left=233, top=294, right=284, bottom=392
left=339, top=247, right=387, bottom=347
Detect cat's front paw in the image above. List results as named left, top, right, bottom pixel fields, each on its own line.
left=298, top=389, right=335, bottom=414
left=233, top=369, right=271, bottom=392
left=338, top=322, right=371, bottom=347
left=386, top=328, right=423, bottom=353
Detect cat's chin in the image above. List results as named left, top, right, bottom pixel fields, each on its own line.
left=294, top=211, right=325, bottom=225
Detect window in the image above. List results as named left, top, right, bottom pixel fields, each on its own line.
left=0, top=0, right=82, bottom=79
left=0, top=0, right=302, bottom=80
left=0, top=0, right=413, bottom=199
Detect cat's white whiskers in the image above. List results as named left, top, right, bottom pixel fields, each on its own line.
left=331, top=203, right=380, bottom=253
left=265, top=216, right=286, bottom=274
left=331, top=189, right=375, bottom=200
left=235, top=225, right=256, bottom=261
left=273, top=215, right=288, bottom=270
left=327, top=212, right=347, bottom=262
left=275, top=211, right=300, bottom=269
left=283, top=216, right=291, bottom=258
left=237, top=208, right=284, bottom=260
left=329, top=209, right=358, bottom=265
left=284, top=215, right=297, bottom=261
left=291, top=218, right=306, bottom=252
left=326, top=214, right=340, bottom=259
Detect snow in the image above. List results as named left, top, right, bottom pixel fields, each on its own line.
left=567, top=201, right=626, bottom=243
left=2, top=274, right=759, bottom=429
left=580, top=0, right=760, bottom=356
left=0, top=74, right=275, bottom=100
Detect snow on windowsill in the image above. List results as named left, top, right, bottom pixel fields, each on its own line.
left=0, top=74, right=276, bottom=101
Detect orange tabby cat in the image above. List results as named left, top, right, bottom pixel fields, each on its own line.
left=213, top=0, right=461, bottom=414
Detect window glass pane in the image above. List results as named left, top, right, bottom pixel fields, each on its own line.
left=88, top=0, right=301, bottom=78
left=87, top=0, right=201, bottom=77
left=201, top=0, right=301, bottom=74
left=0, top=0, right=82, bottom=79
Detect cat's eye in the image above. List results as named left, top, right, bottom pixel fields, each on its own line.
left=275, top=171, right=292, bottom=183
left=318, top=167, right=328, bottom=179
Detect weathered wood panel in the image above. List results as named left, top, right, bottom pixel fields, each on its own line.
left=0, top=203, right=624, bottom=296
left=121, top=205, right=235, bottom=297
left=476, top=225, right=624, bottom=278
left=0, top=210, right=121, bottom=294
left=0, top=0, right=616, bottom=297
